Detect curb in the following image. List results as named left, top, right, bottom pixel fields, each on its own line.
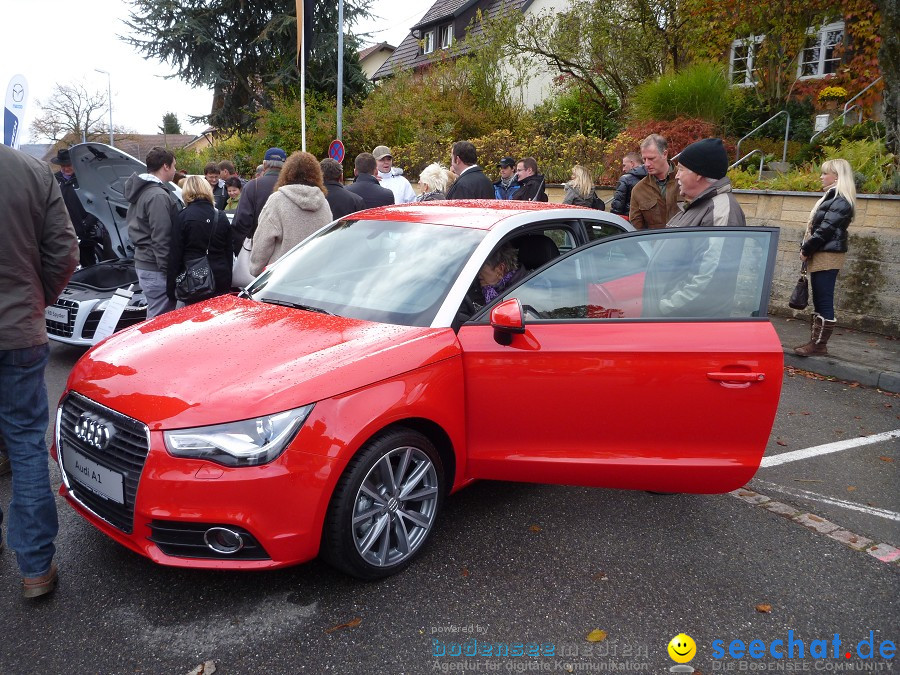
left=783, top=351, right=900, bottom=393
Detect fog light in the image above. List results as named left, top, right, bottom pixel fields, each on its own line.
left=203, top=527, right=244, bottom=554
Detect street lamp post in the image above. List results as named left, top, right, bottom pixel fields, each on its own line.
left=94, top=68, right=113, bottom=146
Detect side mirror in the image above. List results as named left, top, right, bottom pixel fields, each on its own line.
left=490, top=298, right=525, bottom=345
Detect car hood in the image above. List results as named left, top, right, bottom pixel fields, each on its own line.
left=67, top=295, right=461, bottom=430
left=69, top=143, right=182, bottom=260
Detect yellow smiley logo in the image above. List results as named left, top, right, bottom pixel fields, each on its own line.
left=667, top=633, right=697, bottom=663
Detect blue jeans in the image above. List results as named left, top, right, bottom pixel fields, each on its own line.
left=136, top=268, right=175, bottom=318
left=811, top=269, right=839, bottom=321
left=0, top=343, right=58, bottom=577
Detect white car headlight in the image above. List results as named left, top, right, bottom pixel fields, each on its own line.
left=164, top=405, right=314, bottom=467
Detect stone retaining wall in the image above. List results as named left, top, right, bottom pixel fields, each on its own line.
left=735, top=190, right=899, bottom=336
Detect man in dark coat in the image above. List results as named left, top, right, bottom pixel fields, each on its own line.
left=610, top=152, right=647, bottom=217
left=446, top=141, right=495, bottom=200
left=50, top=147, right=107, bottom=267
left=231, top=147, right=286, bottom=253
left=320, top=158, right=364, bottom=219
left=346, top=152, right=395, bottom=209
left=493, top=156, right=521, bottom=200
left=512, top=157, right=548, bottom=202
left=0, top=144, right=78, bottom=598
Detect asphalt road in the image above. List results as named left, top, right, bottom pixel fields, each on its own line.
left=1, top=343, right=897, bottom=674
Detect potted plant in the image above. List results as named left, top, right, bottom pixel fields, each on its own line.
left=817, top=86, right=849, bottom=112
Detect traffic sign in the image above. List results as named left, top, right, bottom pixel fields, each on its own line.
left=328, top=139, right=345, bottom=163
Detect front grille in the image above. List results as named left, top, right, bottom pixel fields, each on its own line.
left=149, top=521, right=271, bottom=560
left=46, top=298, right=78, bottom=338
left=58, top=392, right=150, bottom=533
left=82, top=308, right=146, bottom=340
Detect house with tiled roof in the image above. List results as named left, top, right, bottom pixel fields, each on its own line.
left=373, top=0, right=568, bottom=108
left=358, top=42, right=396, bottom=81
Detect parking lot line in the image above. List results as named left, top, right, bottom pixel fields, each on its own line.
left=760, top=428, right=900, bottom=467
left=751, top=479, right=900, bottom=521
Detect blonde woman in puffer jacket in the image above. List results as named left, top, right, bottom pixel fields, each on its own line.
left=794, top=159, right=856, bottom=357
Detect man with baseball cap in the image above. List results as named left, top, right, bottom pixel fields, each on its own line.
left=666, top=138, right=745, bottom=228
left=372, top=145, right=416, bottom=204
left=493, top=157, right=520, bottom=200
left=231, top=147, right=286, bottom=254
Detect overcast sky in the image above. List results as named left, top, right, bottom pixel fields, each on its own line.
left=2, top=0, right=432, bottom=145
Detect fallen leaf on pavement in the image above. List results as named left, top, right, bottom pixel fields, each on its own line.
left=529, top=524, right=542, bottom=533
left=776, top=440, right=787, bottom=447
left=462, top=568, right=470, bottom=577
left=587, top=629, right=608, bottom=643
left=879, top=456, right=894, bottom=462
left=325, top=617, right=362, bottom=633
left=756, top=604, right=772, bottom=613
left=186, top=662, right=216, bottom=675
left=847, top=486, right=857, bottom=492
left=593, top=571, right=609, bottom=581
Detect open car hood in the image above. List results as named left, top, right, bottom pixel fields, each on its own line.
left=68, top=142, right=181, bottom=260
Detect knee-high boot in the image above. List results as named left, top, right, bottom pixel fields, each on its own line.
left=794, top=313, right=821, bottom=357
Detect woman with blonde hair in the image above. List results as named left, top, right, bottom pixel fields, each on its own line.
left=250, top=151, right=332, bottom=276
left=416, top=163, right=451, bottom=201
left=563, top=164, right=604, bottom=210
left=167, top=174, right=232, bottom=303
left=794, top=158, right=856, bottom=356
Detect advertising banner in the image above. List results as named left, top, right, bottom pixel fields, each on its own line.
left=3, top=74, right=29, bottom=149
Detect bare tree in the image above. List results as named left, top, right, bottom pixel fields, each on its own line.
left=30, top=81, right=109, bottom=143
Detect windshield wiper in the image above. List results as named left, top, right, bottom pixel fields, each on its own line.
left=261, top=298, right=334, bottom=315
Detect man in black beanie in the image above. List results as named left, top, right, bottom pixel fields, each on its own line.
left=643, top=138, right=746, bottom=317
left=666, top=137, right=745, bottom=228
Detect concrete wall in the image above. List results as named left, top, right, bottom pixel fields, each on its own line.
left=735, top=191, right=900, bottom=336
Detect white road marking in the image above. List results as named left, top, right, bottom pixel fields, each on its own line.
left=751, top=479, right=900, bottom=522
left=760, top=428, right=900, bottom=467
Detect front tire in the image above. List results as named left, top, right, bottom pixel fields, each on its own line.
left=322, top=428, right=444, bottom=579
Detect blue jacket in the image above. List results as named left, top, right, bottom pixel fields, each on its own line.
left=493, top=178, right=521, bottom=200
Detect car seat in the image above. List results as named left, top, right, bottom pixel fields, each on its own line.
left=515, top=234, right=560, bottom=271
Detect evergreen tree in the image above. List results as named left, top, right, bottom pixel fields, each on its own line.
left=159, top=112, right=183, bottom=135
left=124, top=0, right=373, bottom=133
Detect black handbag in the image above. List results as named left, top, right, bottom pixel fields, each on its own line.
left=788, top=263, right=809, bottom=310
left=175, top=218, right=217, bottom=302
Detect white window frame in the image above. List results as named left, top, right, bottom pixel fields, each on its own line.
left=423, top=30, right=435, bottom=55
left=729, top=35, right=763, bottom=87
left=797, top=21, right=845, bottom=80
left=439, top=24, right=453, bottom=49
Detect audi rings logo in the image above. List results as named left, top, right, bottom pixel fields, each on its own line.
left=75, top=414, right=112, bottom=450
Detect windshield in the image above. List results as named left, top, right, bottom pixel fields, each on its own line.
left=248, top=218, right=485, bottom=326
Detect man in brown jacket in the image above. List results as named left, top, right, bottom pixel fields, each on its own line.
left=0, top=144, right=78, bottom=598
left=629, top=134, right=682, bottom=229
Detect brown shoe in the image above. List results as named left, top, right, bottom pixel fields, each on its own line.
left=22, top=563, right=58, bottom=598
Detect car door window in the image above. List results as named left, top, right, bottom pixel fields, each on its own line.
left=504, top=228, right=777, bottom=321
left=584, top=220, right=627, bottom=241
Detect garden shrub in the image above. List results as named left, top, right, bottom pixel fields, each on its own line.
left=630, top=63, right=730, bottom=124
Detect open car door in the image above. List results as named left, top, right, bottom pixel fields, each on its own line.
left=458, top=227, right=783, bottom=494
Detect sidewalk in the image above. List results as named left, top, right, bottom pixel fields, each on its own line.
left=769, top=314, right=900, bottom=393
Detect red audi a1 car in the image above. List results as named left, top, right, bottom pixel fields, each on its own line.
left=53, top=201, right=783, bottom=579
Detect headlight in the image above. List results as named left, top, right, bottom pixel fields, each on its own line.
left=164, top=405, right=314, bottom=467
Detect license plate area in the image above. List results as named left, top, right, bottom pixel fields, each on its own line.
left=61, top=443, right=125, bottom=504
left=45, top=306, right=69, bottom=323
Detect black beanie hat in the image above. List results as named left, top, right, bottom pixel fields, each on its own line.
left=677, top=138, right=728, bottom=180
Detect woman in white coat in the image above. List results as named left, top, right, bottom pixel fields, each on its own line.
left=249, top=151, right=333, bottom=276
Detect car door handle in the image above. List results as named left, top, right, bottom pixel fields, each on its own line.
left=707, top=371, right=765, bottom=388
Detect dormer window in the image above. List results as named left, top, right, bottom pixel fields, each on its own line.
left=423, top=30, right=435, bottom=54
left=440, top=24, right=453, bottom=49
